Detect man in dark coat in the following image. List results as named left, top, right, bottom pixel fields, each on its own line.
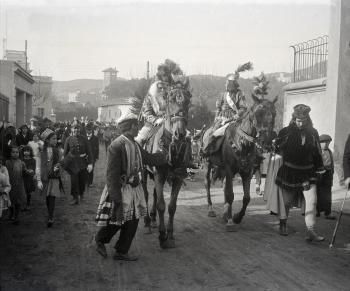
left=86, top=123, right=99, bottom=187
left=95, top=113, right=167, bottom=261
left=16, top=124, right=32, bottom=147
left=63, top=124, right=93, bottom=205
left=343, top=134, right=350, bottom=189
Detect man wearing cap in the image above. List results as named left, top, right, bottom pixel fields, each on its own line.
left=275, top=104, right=325, bottom=241
left=86, top=123, right=99, bottom=187
left=16, top=124, right=32, bottom=148
left=95, top=112, right=167, bottom=261
left=316, top=134, right=335, bottom=219
left=63, top=124, right=93, bottom=205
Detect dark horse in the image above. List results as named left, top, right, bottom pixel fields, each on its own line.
left=143, top=78, right=192, bottom=248
left=203, top=95, right=277, bottom=231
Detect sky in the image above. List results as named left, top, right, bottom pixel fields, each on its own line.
left=0, top=0, right=330, bottom=81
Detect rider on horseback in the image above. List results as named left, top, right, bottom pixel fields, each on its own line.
left=135, top=60, right=181, bottom=146
left=202, top=62, right=253, bottom=156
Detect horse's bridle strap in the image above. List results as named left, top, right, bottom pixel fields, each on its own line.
left=236, top=128, right=255, bottom=143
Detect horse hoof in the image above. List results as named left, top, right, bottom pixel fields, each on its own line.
left=160, top=239, right=176, bottom=249
left=208, top=210, right=217, bottom=217
left=233, top=213, right=243, bottom=224
left=151, top=221, right=158, bottom=228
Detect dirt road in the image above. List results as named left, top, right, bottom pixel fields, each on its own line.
left=1, top=146, right=350, bottom=291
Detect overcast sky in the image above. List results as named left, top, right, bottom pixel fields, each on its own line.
left=0, top=0, right=330, bottom=81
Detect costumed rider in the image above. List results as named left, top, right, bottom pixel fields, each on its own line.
left=135, top=60, right=178, bottom=146
left=203, top=62, right=253, bottom=155
left=95, top=113, right=167, bottom=261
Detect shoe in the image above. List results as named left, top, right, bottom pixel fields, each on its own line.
left=47, top=219, right=54, bottom=228
left=88, top=184, right=94, bottom=188
left=325, top=214, right=336, bottom=220
left=279, top=219, right=288, bottom=236
left=113, top=252, right=138, bottom=261
left=70, top=199, right=79, bottom=206
left=96, top=242, right=107, bottom=258
left=306, top=227, right=325, bottom=242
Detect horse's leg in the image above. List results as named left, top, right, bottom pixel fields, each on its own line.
left=150, top=187, right=158, bottom=228
left=154, top=168, right=168, bottom=248
left=166, top=178, right=183, bottom=247
left=142, top=173, right=151, bottom=229
left=234, top=172, right=251, bottom=224
left=223, top=169, right=236, bottom=232
left=205, top=161, right=216, bottom=217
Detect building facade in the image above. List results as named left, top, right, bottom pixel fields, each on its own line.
left=33, top=75, right=54, bottom=119
left=0, top=60, right=35, bottom=126
left=97, top=98, right=132, bottom=123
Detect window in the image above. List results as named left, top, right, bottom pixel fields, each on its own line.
left=0, top=94, right=9, bottom=122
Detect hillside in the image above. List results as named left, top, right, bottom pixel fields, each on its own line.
left=52, top=73, right=288, bottom=129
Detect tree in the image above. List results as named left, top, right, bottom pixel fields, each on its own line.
left=130, top=78, right=152, bottom=118
left=188, top=100, right=215, bottom=131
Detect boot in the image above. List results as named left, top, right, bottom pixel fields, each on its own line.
left=306, top=226, right=325, bottom=242
left=279, top=219, right=288, bottom=236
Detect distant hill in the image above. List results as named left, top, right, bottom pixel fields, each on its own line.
left=52, top=72, right=289, bottom=129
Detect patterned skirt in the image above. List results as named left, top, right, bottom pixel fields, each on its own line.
left=95, top=184, right=147, bottom=227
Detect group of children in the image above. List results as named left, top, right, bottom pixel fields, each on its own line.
left=0, top=128, right=65, bottom=227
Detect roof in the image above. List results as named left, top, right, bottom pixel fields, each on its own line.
left=102, top=67, right=118, bottom=73
left=99, top=97, right=133, bottom=107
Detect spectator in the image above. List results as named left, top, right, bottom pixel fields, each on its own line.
left=6, top=145, right=34, bottom=225
left=21, top=146, right=37, bottom=211
left=0, top=153, right=11, bottom=218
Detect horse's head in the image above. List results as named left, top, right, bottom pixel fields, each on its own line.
left=250, top=94, right=278, bottom=138
left=165, top=76, right=191, bottom=141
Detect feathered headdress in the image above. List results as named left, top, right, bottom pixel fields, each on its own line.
left=252, top=73, right=269, bottom=96
left=157, top=59, right=183, bottom=82
left=233, top=62, right=253, bottom=80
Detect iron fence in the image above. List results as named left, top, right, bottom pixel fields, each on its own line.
left=291, top=35, right=328, bottom=83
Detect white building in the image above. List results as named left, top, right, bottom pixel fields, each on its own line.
left=97, top=97, right=133, bottom=123
left=68, top=91, right=79, bottom=103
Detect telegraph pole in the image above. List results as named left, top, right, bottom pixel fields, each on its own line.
left=146, top=61, right=150, bottom=80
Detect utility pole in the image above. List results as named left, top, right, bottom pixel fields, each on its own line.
left=25, top=40, right=28, bottom=71
left=146, top=61, right=150, bottom=80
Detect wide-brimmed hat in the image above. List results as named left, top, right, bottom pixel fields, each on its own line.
left=319, top=134, right=332, bottom=143
left=292, top=104, right=311, bottom=119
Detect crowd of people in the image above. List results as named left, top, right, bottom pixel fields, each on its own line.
left=0, top=117, right=114, bottom=227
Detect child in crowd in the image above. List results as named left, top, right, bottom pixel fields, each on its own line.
left=6, top=146, right=34, bottom=225
left=316, top=134, right=336, bottom=220
left=28, top=130, right=44, bottom=164
left=21, top=146, right=37, bottom=211
left=36, top=129, right=65, bottom=227
left=0, top=153, right=11, bottom=218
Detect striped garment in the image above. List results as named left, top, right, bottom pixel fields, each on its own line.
left=95, top=135, right=147, bottom=226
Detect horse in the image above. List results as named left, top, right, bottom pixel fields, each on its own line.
left=202, top=94, right=277, bottom=231
left=142, top=78, right=192, bottom=249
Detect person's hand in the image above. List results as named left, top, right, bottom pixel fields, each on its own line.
left=316, top=169, right=326, bottom=175
left=37, top=181, right=43, bottom=191
left=344, top=177, right=350, bottom=189
left=154, top=118, right=163, bottom=126
left=87, top=164, right=93, bottom=173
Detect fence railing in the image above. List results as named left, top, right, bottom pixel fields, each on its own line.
left=291, top=35, right=328, bottom=83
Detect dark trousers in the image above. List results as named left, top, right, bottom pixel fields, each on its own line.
left=87, top=162, right=95, bottom=186
left=46, top=196, right=56, bottom=220
left=70, top=169, right=87, bottom=199
left=95, top=218, right=139, bottom=254
left=316, top=170, right=333, bottom=215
